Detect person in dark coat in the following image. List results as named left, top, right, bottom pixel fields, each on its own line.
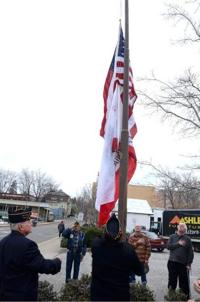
left=167, top=222, right=194, bottom=299
left=62, top=221, right=86, bottom=282
left=90, top=213, right=144, bottom=301
left=0, top=206, right=61, bottom=301
left=58, top=220, right=65, bottom=237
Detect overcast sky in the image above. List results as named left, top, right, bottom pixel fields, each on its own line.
left=0, top=0, right=199, bottom=197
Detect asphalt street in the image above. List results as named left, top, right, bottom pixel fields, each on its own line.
left=0, top=222, right=57, bottom=242
left=0, top=218, right=75, bottom=242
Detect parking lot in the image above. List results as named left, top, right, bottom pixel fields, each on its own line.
left=40, top=240, right=200, bottom=301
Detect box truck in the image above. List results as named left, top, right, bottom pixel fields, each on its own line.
left=161, top=209, right=200, bottom=252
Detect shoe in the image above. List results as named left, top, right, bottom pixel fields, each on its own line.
left=65, top=278, right=71, bottom=283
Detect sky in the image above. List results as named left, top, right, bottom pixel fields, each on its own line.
left=0, top=0, right=199, bottom=197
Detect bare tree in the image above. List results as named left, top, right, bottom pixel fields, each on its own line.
left=141, top=162, right=200, bottom=208
left=140, top=1, right=200, bottom=138
left=31, top=170, right=59, bottom=201
left=140, top=70, right=200, bottom=137
left=139, top=1, right=200, bottom=195
left=18, top=169, right=34, bottom=196
left=0, top=169, right=17, bottom=193
left=9, top=180, right=18, bottom=194
left=18, top=168, right=59, bottom=200
left=165, top=1, right=200, bottom=44
left=75, top=184, right=98, bottom=224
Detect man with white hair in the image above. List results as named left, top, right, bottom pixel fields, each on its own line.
left=167, top=222, right=194, bottom=299
left=0, top=206, right=61, bottom=301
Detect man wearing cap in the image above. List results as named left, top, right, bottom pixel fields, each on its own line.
left=90, top=214, right=144, bottom=301
left=62, top=221, right=86, bottom=282
left=0, top=206, right=62, bottom=301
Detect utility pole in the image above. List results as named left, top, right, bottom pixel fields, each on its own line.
left=118, top=0, right=129, bottom=238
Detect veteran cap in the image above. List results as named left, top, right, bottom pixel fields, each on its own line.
left=8, top=206, right=32, bottom=223
left=105, top=213, right=121, bottom=240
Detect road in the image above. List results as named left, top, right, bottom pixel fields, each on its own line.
left=0, top=218, right=75, bottom=243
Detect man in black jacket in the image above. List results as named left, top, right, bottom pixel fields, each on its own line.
left=0, top=206, right=61, bottom=301
left=167, top=222, right=194, bottom=299
left=90, top=214, right=144, bottom=301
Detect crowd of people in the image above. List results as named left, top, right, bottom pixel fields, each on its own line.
left=0, top=206, right=200, bottom=301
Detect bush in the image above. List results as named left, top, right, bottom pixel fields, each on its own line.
left=58, top=274, right=91, bottom=301
left=82, top=226, right=104, bottom=248
left=38, top=280, right=57, bottom=301
left=38, top=276, right=156, bottom=301
left=130, top=282, right=155, bottom=301
left=164, top=288, right=188, bottom=301
left=60, top=227, right=103, bottom=248
left=60, top=237, right=68, bottom=248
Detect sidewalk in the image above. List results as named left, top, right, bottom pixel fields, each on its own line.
left=38, top=237, right=92, bottom=292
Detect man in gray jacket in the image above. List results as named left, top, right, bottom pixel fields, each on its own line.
left=167, top=222, right=194, bottom=299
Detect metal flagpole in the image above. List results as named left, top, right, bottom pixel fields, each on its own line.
left=118, top=0, right=129, bottom=239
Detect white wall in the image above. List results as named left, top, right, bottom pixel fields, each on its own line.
left=127, top=213, right=151, bottom=233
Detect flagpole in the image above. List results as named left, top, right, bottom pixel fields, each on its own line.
left=118, top=0, right=129, bottom=239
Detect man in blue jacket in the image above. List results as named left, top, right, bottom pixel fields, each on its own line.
left=0, top=206, right=61, bottom=301
left=62, top=221, right=86, bottom=282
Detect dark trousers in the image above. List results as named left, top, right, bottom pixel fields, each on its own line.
left=167, top=260, right=190, bottom=299
left=66, top=250, right=81, bottom=281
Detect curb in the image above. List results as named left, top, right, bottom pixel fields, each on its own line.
left=38, top=236, right=66, bottom=258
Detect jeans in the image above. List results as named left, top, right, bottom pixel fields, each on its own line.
left=130, top=261, right=147, bottom=284
left=130, top=272, right=147, bottom=284
left=66, top=250, right=81, bottom=281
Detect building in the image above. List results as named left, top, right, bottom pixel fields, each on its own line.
left=0, top=193, right=52, bottom=221
left=128, top=184, right=165, bottom=208
left=113, top=198, right=153, bottom=233
left=43, top=190, right=72, bottom=219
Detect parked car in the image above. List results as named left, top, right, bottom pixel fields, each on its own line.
left=142, top=230, right=167, bottom=252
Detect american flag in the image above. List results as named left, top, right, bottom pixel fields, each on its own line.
left=100, top=26, right=137, bottom=142
left=96, top=24, right=137, bottom=226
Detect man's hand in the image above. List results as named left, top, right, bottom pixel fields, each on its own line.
left=193, top=279, right=200, bottom=294
left=138, top=238, right=145, bottom=244
left=80, top=255, right=84, bottom=262
left=178, top=239, right=186, bottom=246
